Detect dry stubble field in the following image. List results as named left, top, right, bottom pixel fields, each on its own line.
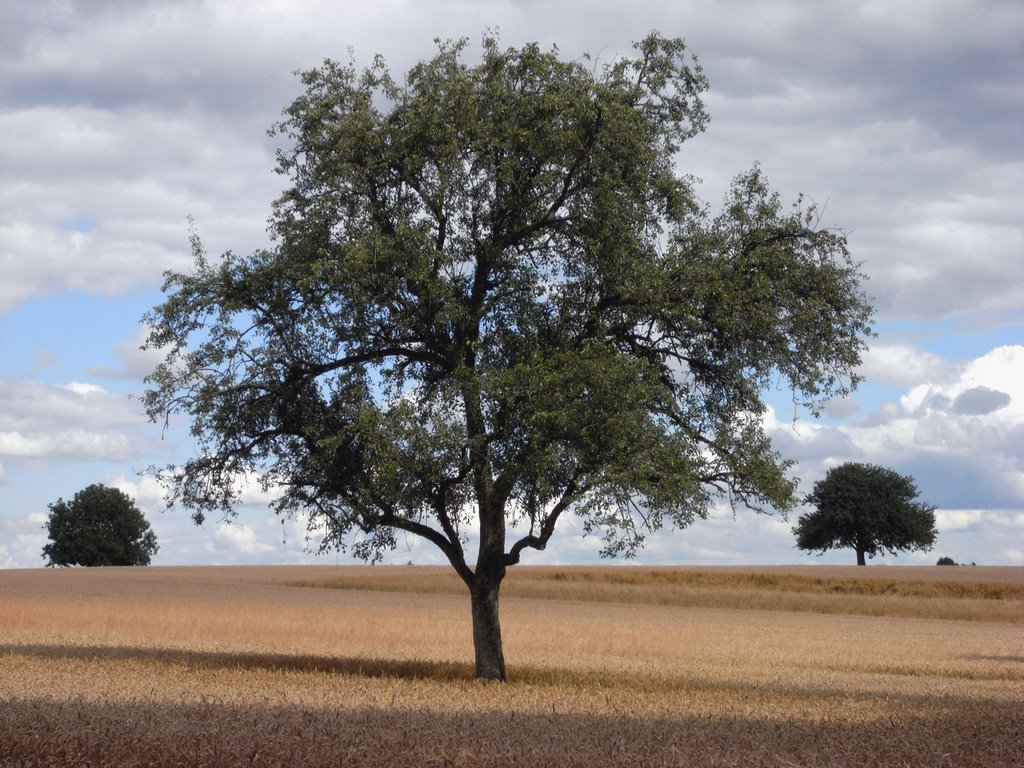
left=1, top=564, right=1021, bottom=767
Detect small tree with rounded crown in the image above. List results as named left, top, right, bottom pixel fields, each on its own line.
left=795, top=463, right=936, bottom=566
left=43, top=484, right=159, bottom=567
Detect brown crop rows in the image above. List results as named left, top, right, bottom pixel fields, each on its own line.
left=1, top=565, right=1021, bottom=766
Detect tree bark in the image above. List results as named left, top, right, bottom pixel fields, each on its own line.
left=856, top=548, right=866, bottom=566
left=470, top=573, right=506, bottom=681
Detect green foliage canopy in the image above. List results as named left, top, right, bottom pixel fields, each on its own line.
left=42, top=484, right=159, bottom=567
left=143, top=33, right=873, bottom=678
left=795, top=463, right=937, bottom=565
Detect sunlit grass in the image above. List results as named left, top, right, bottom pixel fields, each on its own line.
left=288, top=564, right=1024, bottom=623
left=1, top=565, right=1021, bottom=766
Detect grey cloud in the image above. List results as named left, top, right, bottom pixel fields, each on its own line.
left=0, top=101, right=281, bottom=311
left=3, top=0, right=1021, bottom=320
left=952, top=386, right=1012, bottom=416
left=899, top=451, right=1019, bottom=510
left=769, top=424, right=858, bottom=465
left=926, top=393, right=954, bottom=413
left=822, top=397, right=862, bottom=420
left=0, top=379, right=163, bottom=466
left=85, top=328, right=165, bottom=381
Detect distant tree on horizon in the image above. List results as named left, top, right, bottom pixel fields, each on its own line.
left=794, top=463, right=936, bottom=566
left=42, top=483, right=159, bottom=567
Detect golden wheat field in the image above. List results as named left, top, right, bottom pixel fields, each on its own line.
left=1, top=565, right=1021, bottom=767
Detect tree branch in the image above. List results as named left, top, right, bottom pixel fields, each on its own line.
left=505, top=478, right=586, bottom=565
left=380, top=510, right=473, bottom=586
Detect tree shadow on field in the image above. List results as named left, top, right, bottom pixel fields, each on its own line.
left=3, top=641, right=1020, bottom=708
left=1, top=691, right=1022, bottom=768
left=0, top=642, right=477, bottom=681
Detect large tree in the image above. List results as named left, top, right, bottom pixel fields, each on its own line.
left=794, top=463, right=937, bottom=565
left=143, top=34, right=873, bottom=680
left=43, top=484, right=159, bottom=567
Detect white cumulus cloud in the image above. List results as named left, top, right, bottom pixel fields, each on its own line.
left=0, top=379, right=161, bottom=466
left=214, top=522, right=276, bottom=556
left=859, top=343, right=953, bottom=386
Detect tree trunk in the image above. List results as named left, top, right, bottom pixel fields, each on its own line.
left=856, top=548, right=866, bottom=566
left=470, top=575, right=506, bottom=681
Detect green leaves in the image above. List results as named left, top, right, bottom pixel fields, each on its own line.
left=665, top=166, right=873, bottom=418
left=42, top=484, right=158, bottom=567
left=795, top=463, right=938, bottom=563
left=143, top=32, right=873, bottom=577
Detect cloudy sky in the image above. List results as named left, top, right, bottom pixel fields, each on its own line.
left=2, top=0, right=1021, bottom=570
